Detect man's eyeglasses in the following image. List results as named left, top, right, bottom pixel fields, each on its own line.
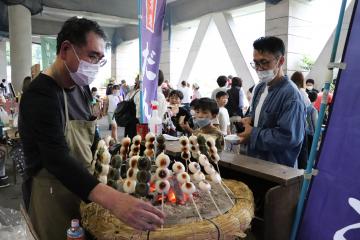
left=88, top=55, right=107, bottom=67
left=250, top=57, right=278, bottom=70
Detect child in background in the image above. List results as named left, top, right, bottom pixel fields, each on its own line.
left=193, top=98, right=224, bottom=152
left=216, top=91, right=230, bottom=135
left=166, top=90, right=191, bottom=136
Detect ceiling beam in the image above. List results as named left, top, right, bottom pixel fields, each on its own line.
left=32, top=7, right=138, bottom=28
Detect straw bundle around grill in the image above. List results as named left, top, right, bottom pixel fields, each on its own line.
left=80, top=179, right=254, bottom=240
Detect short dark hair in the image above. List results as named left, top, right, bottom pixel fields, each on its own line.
left=1, top=79, right=5, bottom=83
left=158, top=69, right=164, bottom=87
left=112, top=85, right=120, bottom=90
left=169, top=90, right=183, bottom=100
left=190, top=98, right=199, bottom=109
left=197, top=98, right=219, bottom=115
left=181, top=80, right=187, bottom=86
left=216, top=75, right=227, bottom=87
left=216, top=91, right=228, bottom=99
left=306, top=79, right=315, bottom=85
left=253, top=36, right=285, bottom=56
left=56, top=17, right=107, bottom=54
left=308, top=91, right=318, bottom=103
left=291, top=71, right=305, bottom=88
left=231, top=77, right=242, bottom=88
left=91, top=87, right=97, bottom=92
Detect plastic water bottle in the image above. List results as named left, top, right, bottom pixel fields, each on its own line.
left=67, top=219, right=85, bottom=240
left=149, top=102, right=162, bottom=136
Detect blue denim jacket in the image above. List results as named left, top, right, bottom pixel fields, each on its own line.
left=248, top=76, right=306, bottom=167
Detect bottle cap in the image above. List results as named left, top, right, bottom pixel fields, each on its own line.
left=151, top=104, right=158, bottom=110
left=71, top=219, right=80, bottom=228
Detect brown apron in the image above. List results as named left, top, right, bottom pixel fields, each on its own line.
left=29, top=90, right=95, bottom=240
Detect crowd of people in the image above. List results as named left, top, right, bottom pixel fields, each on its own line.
left=96, top=37, right=330, bottom=171
left=0, top=16, right=336, bottom=239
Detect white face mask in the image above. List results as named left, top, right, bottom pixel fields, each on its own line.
left=256, top=59, right=280, bottom=83
left=306, top=86, right=314, bottom=91
left=64, top=45, right=100, bottom=86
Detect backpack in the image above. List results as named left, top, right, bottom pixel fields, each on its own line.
left=113, top=90, right=138, bottom=127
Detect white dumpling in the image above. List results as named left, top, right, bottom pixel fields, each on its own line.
left=156, top=168, right=171, bottom=180
left=208, top=146, right=218, bottom=155
left=210, top=154, right=220, bottom=163
left=189, top=135, right=198, bottom=145
left=177, top=172, right=190, bottom=184
left=189, top=162, right=201, bottom=174
left=99, top=164, right=110, bottom=176
left=193, top=172, right=206, bottom=182
left=204, top=164, right=216, bottom=175
left=121, top=137, right=131, bottom=147
left=100, top=151, right=111, bottom=165
left=155, top=180, right=170, bottom=194
left=199, top=180, right=211, bottom=192
left=181, top=151, right=191, bottom=160
left=172, top=162, right=185, bottom=174
left=206, top=138, right=216, bottom=148
left=199, top=154, right=210, bottom=167
left=155, top=153, right=170, bottom=168
left=123, top=179, right=136, bottom=193
left=98, top=175, right=107, bottom=184
left=144, top=148, right=155, bottom=158
left=132, top=135, right=142, bottom=145
left=145, top=132, right=156, bottom=142
left=179, top=136, right=190, bottom=146
left=126, top=168, right=139, bottom=180
left=181, top=182, right=196, bottom=195
left=129, top=156, right=139, bottom=169
left=210, top=173, right=222, bottom=184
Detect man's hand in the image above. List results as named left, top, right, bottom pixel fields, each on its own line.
left=180, top=121, right=193, bottom=133
left=241, top=117, right=252, bottom=126
left=238, top=122, right=253, bottom=144
left=89, top=184, right=165, bottom=231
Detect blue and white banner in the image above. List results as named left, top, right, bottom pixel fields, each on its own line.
left=141, top=0, right=166, bottom=122
left=298, top=1, right=360, bottom=239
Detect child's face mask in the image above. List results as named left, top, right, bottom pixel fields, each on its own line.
left=194, top=118, right=211, bottom=128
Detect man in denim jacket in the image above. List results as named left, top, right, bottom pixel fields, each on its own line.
left=239, top=37, right=306, bottom=167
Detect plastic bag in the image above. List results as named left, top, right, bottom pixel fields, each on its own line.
left=0, top=107, right=9, bottom=125
left=0, top=207, right=33, bottom=240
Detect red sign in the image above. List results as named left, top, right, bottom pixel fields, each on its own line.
left=146, top=0, right=157, bottom=32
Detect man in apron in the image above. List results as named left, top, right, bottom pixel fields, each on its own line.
left=19, top=17, right=164, bottom=240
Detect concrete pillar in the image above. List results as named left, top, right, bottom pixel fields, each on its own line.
left=212, top=12, right=255, bottom=90
left=0, top=40, right=7, bottom=81
left=265, top=0, right=313, bottom=76
left=159, top=30, right=170, bottom=81
left=111, top=52, right=116, bottom=79
left=8, top=4, right=32, bottom=94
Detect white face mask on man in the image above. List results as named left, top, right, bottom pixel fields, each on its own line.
left=256, top=59, right=280, bottom=84
left=64, top=45, right=100, bottom=86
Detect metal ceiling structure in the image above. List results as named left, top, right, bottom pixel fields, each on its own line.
left=0, top=0, right=273, bottom=47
